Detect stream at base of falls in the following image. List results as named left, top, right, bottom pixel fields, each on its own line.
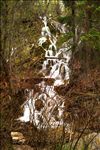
left=19, top=16, right=72, bottom=128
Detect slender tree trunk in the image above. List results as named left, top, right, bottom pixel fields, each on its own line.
left=84, top=0, right=92, bottom=72
left=70, top=1, right=76, bottom=52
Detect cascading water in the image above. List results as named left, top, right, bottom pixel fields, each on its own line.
left=19, top=16, right=71, bottom=128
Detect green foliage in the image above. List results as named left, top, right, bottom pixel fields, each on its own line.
left=95, top=6, right=100, bottom=12
left=76, top=0, right=86, bottom=7
left=55, top=143, right=75, bottom=150
left=57, top=32, right=73, bottom=48
left=80, top=29, right=100, bottom=50
left=58, top=15, right=71, bottom=24
left=62, top=143, right=71, bottom=150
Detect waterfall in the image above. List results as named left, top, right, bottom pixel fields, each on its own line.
left=19, top=16, right=71, bottom=128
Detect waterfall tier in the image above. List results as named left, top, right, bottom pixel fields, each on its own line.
left=19, top=16, right=71, bottom=128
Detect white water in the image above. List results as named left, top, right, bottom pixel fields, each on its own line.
left=19, top=16, right=71, bottom=128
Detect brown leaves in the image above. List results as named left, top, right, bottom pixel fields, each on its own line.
left=35, top=99, right=44, bottom=111
left=44, top=78, right=55, bottom=86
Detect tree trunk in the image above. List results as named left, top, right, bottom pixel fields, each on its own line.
left=70, top=1, right=76, bottom=52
